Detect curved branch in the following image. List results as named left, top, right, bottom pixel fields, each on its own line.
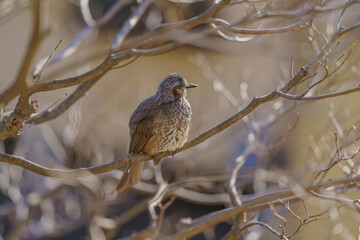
left=28, top=78, right=99, bottom=124
left=80, top=0, right=95, bottom=27
left=111, top=0, right=153, bottom=49
left=28, top=57, right=117, bottom=94
left=275, top=86, right=360, bottom=101
left=210, top=15, right=311, bottom=35
left=0, top=152, right=134, bottom=178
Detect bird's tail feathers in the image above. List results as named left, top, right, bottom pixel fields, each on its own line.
left=116, top=162, right=144, bottom=192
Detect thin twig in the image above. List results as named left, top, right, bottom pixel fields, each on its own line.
left=275, top=86, right=360, bottom=101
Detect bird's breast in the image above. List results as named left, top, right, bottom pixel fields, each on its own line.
left=150, top=99, right=192, bottom=153
left=164, top=99, right=192, bottom=151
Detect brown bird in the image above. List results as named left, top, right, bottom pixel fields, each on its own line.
left=116, top=73, right=197, bottom=192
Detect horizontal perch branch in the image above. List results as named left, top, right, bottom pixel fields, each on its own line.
left=3, top=57, right=360, bottom=179
left=0, top=65, right=310, bottom=178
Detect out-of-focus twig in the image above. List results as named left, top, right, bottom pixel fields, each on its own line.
left=34, top=0, right=133, bottom=68
left=111, top=0, right=153, bottom=49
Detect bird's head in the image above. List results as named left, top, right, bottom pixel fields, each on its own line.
left=155, top=73, right=197, bottom=104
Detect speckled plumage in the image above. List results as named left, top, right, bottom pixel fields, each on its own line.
left=116, top=73, right=197, bottom=192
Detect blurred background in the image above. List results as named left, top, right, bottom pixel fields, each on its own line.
left=1, top=0, right=360, bottom=239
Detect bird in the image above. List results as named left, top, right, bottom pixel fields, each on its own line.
left=116, top=73, right=197, bottom=192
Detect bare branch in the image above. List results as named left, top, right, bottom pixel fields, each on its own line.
left=80, top=0, right=95, bottom=27
left=111, top=0, right=153, bottom=49
left=28, top=78, right=99, bottom=124
left=275, top=86, right=360, bottom=101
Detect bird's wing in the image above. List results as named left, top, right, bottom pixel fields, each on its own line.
left=128, top=98, right=160, bottom=153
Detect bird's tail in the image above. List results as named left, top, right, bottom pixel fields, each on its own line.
left=116, top=162, right=144, bottom=192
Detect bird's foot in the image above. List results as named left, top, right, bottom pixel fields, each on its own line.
left=153, top=154, right=162, bottom=166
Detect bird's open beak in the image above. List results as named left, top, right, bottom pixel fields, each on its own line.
left=186, top=83, right=198, bottom=89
